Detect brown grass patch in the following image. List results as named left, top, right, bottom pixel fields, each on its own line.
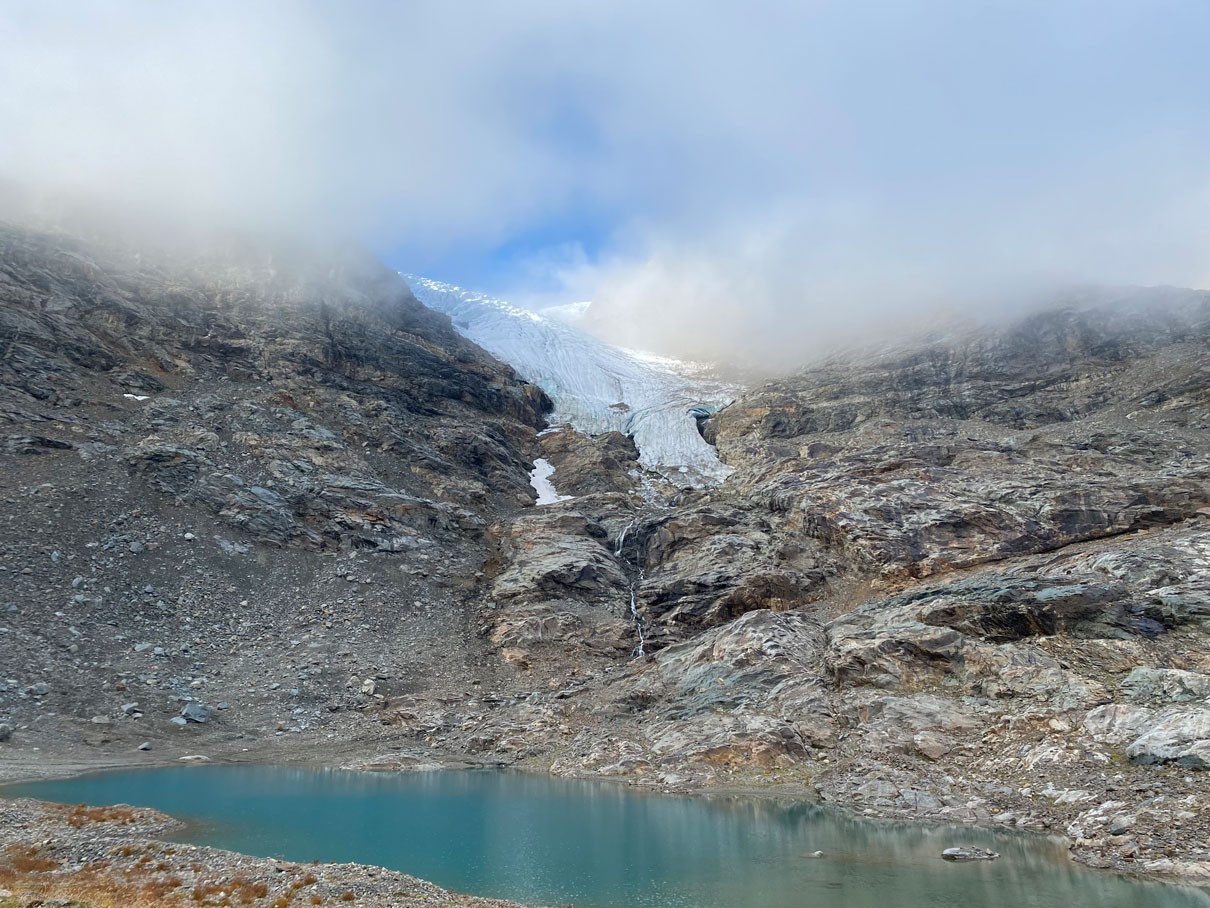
left=2, top=845, right=59, bottom=873
left=64, top=803, right=140, bottom=828
left=0, top=859, right=186, bottom=907
left=0, top=853, right=300, bottom=908
left=233, top=877, right=270, bottom=903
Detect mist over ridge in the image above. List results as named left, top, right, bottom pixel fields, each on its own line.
left=3, top=6, right=1210, bottom=888
left=4, top=2, right=1210, bottom=370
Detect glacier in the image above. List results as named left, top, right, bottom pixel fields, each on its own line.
left=404, top=276, right=736, bottom=487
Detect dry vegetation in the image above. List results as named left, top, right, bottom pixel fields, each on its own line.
left=0, top=842, right=330, bottom=908
left=65, top=803, right=141, bottom=828
left=1, top=858, right=181, bottom=907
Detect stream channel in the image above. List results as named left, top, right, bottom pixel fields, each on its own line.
left=6, top=766, right=1208, bottom=908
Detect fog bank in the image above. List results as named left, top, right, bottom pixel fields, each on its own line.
left=4, top=2, right=1209, bottom=368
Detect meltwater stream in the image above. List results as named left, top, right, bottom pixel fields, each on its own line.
left=6, top=767, right=1207, bottom=908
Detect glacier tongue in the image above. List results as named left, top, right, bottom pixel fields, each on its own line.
left=405, top=276, right=736, bottom=486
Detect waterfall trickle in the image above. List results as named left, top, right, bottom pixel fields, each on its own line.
left=627, top=571, right=647, bottom=658
left=614, top=516, right=648, bottom=657
left=613, top=520, right=633, bottom=558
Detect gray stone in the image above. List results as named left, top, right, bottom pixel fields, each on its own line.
left=0, top=723, right=12, bottom=742
left=180, top=702, right=211, bottom=723
left=898, top=789, right=943, bottom=811
left=170, top=716, right=188, bottom=726
left=1121, top=667, right=1210, bottom=703
left=855, top=779, right=899, bottom=800
left=1084, top=704, right=1156, bottom=743
left=1125, top=707, right=1210, bottom=769
left=941, top=847, right=999, bottom=862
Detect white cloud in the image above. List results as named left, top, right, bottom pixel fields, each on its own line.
left=2, top=1, right=1208, bottom=367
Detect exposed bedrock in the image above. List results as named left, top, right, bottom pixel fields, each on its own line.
left=3, top=223, right=1210, bottom=881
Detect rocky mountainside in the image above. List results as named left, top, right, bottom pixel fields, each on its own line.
left=1, top=223, right=1208, bottom=885
left=0, top=220, right=554, bottom=759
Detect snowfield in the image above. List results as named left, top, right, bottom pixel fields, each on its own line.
left=405, top=276, right=736, bottom=486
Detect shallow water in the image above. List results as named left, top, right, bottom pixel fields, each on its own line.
left=5, top=767, right=1207, bottom=908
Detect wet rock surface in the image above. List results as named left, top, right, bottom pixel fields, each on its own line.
left=941, top=846, right=1000, bottom=861
left=2, top=222, right=1210, bottom=889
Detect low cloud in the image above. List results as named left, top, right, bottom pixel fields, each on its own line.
left=3, top=1, right=1209, bottom=368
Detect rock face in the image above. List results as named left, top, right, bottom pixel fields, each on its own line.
left=517, top=290, right=1210, bottom=880
left=3, top=220, right=1210, bottom=884
left=0, top=220, right=557, bottom=758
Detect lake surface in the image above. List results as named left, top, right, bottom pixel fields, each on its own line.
left=5, top=766, right=1207, bottom=908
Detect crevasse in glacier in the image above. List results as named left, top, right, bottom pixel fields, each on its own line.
left=404, top=276, right=736, bottom=487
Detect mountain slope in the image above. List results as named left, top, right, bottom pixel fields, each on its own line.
left=3, top=231, right=1210, bottom=884
left=0, top=221, right=554, bottom=762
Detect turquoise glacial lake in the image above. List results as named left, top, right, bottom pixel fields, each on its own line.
left=5, top=766, right=1207, bottom=908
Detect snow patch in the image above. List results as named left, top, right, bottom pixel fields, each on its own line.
left=529, top=458, right=573, bottom=505
left=123, top=393, right=150, bottom=401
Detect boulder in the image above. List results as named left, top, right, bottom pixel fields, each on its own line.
left=942, top=847, right=999, bottom=862
left=1125, top=707, right=1210, bottom=769
left=1121, top=667, right=1210, bottom=703
left=1084, top=704, right=1156, bottom=743
left=180, top=702, right=212, bottom=723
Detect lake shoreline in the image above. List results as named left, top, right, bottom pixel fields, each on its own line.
left=0, top=795, right=539, bottom=908
left=3, top=738, right=1209, bottom=896
left=7, top=764, right=1210, bottom=908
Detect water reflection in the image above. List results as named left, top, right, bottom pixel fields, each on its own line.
left=5, top=767, right=1207, bottom=908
